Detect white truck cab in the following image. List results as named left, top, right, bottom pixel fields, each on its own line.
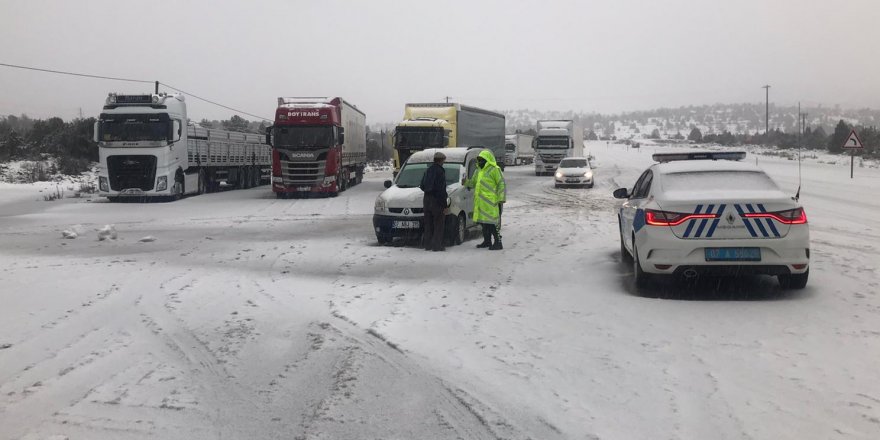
left=373, top=148, right=486, bottom=245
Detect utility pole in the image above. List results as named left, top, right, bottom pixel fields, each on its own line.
left=762, top=85, right=771, bottom=134
left=444, top=96, right=452, bottom=104
left=155, top=81, right=159, bottom=94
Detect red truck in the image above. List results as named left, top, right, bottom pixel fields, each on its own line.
left=269, top=97, right=366, bottom=197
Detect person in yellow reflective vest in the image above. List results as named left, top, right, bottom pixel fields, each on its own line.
left=462, top=150, right=506, bottom=250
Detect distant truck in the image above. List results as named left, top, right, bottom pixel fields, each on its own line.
left=534, top=120, right=584, bottom=176
left=269, top=97, right=366, bottom=198
left=95, top=92, right=271, bottom=201
left=393, top=103, right=505, bottom=173
left=504, top=133, right=535, bottom=166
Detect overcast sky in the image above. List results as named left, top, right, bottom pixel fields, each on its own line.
left=2, top=0, right=879, bottom=123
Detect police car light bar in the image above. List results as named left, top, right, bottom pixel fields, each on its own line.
left=652, top=151, right=747, bottom=162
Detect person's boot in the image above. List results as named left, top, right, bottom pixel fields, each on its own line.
left=476, top=226, right=491, bottom=248
left=489, top=228, right=502, bottom=250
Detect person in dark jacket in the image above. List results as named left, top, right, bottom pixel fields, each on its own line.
left=419, top=151, right=449, bottom=251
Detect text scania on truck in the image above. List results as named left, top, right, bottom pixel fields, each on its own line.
left=270, top=97, right=366, bottom=198
left=95, top=93, right=271, bottom=201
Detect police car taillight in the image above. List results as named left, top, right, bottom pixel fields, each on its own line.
left=645, top=209, right=717, bottom=226
left=744, top=207, right=807, bottom=225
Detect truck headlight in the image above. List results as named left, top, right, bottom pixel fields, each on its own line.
left=99, top=176, right=109, bottom=192
left=272, top=176, right=283, bottom=183
left=156, top=175, right=168, bottom=191
left=374, top=197, right=386, bottom=213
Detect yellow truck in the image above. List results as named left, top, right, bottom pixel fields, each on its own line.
left=393, top=103, right=505, bottom=173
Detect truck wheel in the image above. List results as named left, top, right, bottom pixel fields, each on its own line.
left=252, top=167, right=261, bottom=187
left=172, top=169, right=185, bottom=201
left=778, top=269, right=808, bottom=289
left=197, top=170, right=207, bottom=195
left=234, top=168, right=245, bottom=190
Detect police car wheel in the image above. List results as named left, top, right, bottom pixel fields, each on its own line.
left=619, top=225, right=632, bottom=263
left=632, top=239, right=651, bottom=288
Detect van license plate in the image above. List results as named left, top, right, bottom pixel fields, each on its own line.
left=705, top=247, right=761, bottom=261
left=393, top=221, right=420, bottom=229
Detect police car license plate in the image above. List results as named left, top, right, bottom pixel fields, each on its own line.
left=705, top=247, right=761, bottom=262
left=393, top=220, right=420, bottom=229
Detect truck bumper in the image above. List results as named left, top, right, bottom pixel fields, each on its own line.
left=272, top=179, right=338, bottom=195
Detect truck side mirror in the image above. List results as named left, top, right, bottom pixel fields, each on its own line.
left=338, top=127, right=345, bottom=145
left=93, top=121, right=100, bottom=143
left=612, top=188, right=630, bottom=199
left=265, top=126, right=273, bottom=146
left=170, top=120, right=182, bottom=143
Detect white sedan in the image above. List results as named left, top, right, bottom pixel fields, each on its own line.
left=613, top=151, right=810, bottom=289
left=554, top=157, right=594, bottom=188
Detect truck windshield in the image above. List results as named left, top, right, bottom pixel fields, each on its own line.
left=395, top=163, right=462, bottom=188
left=275, top=125, right=334, bottom=148
left=395, top=128, right=445, bottom=149
left=505, top=143, right=516, bottom=152
left=99, top=114, right=170, bottom=142
left=537, top=137, right=570, bottom=148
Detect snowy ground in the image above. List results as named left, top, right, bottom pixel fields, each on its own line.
left=1, top=142, right=879, bottom=439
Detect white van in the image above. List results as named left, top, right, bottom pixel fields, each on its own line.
left=373, top=148, right=486, bottom=245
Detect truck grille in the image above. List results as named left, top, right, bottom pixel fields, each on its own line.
left=539, top=153, right=566, bottom=164
left=107, top=155, right=157, bottom=191
left=280, top=160, right=326, bottom=185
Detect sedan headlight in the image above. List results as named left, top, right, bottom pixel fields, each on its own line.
left=374, top=197, right=387, bottom=213
left=99, top=176, right=109, bottom=192
left=584, top=171, right=593, bottom=179
left=555, top=171, right=563, bottom=179
left=156, top=175, right=168, bottom=191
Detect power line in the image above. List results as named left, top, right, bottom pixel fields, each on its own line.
left=0, top=62, right=153, bottom=84
left=0, top=62, right=271, bottom=121
left=159, top=82, right=271, bottom=121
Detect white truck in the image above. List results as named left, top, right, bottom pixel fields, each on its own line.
left=504, top=133, right=535, bottom=166
left=94, top=92, right=271, bottom=201
left=533, top=120, right=584, bottom=176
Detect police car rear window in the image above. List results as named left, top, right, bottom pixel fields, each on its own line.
left=662, top=171, right=778, bottom=192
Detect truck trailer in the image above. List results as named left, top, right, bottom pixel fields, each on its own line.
left=95, top=92, right=271, bottom=201
left=533, top=120, right=584, bottom=176
left=504, top=133, right=535, bottom=166
left=270, top=97, right=366, bottom=197
left=393, top=103, right=505, bottom=173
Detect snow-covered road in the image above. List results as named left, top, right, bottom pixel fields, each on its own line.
left=1, top=142, right=879, bottom=440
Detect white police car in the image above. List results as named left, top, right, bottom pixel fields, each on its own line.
left=613, top=151, right=810, bottom=289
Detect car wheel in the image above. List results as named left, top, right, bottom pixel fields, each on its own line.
left=619, top=220, right=632, bottom=263
left=376, top=234, right=390, bottom=245
left=778, top=269, right=809, bottom=289
left=455, top=213, right=466, bottom=245
left=633, top=237, right=651, bottom=288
